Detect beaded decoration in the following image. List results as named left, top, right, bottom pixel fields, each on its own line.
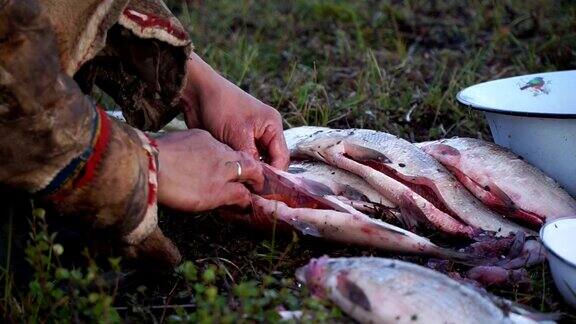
left=36, top=106, right=110, bottom=198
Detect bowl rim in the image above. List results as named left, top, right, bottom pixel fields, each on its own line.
left=457, top=90, right=576, bottom=119
left=539, top=217, right=576, bottom=269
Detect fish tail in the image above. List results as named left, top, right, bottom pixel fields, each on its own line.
left=495, top=298, right=561, bottom=323
left=488, top=289, right=560, bottom=322
left=431, top=247, right=485, bottom=266
left=509, top=311, right=560, bottom=324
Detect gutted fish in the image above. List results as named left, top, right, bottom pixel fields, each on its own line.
left=253, top=165, right=471, bottom=260
left=249, top=164, right=537, bottom=268
left=418, top=138, right=576, bottom=227
left=252, top=195, right=470, bottom=260
left=286, top=127, right=531, bottom=237
left=297, top=257, right=556, bottom=324
left=288, top=160, right=396, bottom=212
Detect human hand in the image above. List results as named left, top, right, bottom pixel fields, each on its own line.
left=181, top=53, right=290, bottom=170
left=156, top=130, right=264, bottom=212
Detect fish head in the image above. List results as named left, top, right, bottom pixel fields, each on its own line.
left=419, top=142, right=461, bottom=167
left=294, top=137, right=347, bottom=162
left=296, top=256, right=331, bottom=297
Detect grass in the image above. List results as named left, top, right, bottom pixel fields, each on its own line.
left=2, top=0, right=576, bottom=322
left=176, top=0, right=575, bottom=141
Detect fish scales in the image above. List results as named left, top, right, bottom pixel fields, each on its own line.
left=252, top=196, right=441, bottom=255
left=288, top=160, right=396, bottom=208
left=285, top=127, right=531, bottom=236
left=297, top=257, right=545, bottom=324
left=418, top=138, right=576, bottom=225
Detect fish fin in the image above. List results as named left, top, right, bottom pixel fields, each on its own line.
left=336, top=271, right=372, bottom=312
left=397, top=192, right=431, bottom=230
left=290, top=219, right=322, bottom=237
left=510, top=209, right=545, bottom=227
left=476, top=180, right=544, bottom=227
left=299, top=178, right=337, bottom=197
left=420, top=143, right=461, bottom=166
left=287, top=166, right=307, bottom=174
left=340, top=184, right=370, bottom=202
left=344, top=142, right=392, bottom=164
left=490, top=296, right=561, bottom=323
left=483, top=182, right=518, bottom=212
left=432, top=247, right=487, bottom=266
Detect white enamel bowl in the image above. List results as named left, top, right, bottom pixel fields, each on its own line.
left=457, top=70, right=576, bottom=197
left=540, top=218, right=576, bottom=308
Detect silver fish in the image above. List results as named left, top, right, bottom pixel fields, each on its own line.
left=252, top=195, right=468, bottom=259
left=418, top=138, right=576, bottom=227
left=297, top=257, right=554, bottom=324
left=285, top=127, right=531, bottom=237
left=253, top=165, right=527, bottom=264
left=288, top=160, right=396, bottom=210
left=255, top=165, right=473, bottom=259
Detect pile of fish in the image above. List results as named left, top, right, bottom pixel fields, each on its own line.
left=246, top=128, right=576, bottom=253
left=233, top=126, right=575, bottom=322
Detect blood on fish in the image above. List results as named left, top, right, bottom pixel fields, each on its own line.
left=360, top=226, right=372, bottom=235
left=444, top=164, right=544, bottom=227
left=359, top=159, right=454, bottom=217
left=260, top=190, right=330, bottom=210
left=260, top=167, right=334, bottom=210
left=511, top=209, right=544, bottom=227
left=362, top=157, right=542, bottom=229
left=336, top=151, right=476, bottom=237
